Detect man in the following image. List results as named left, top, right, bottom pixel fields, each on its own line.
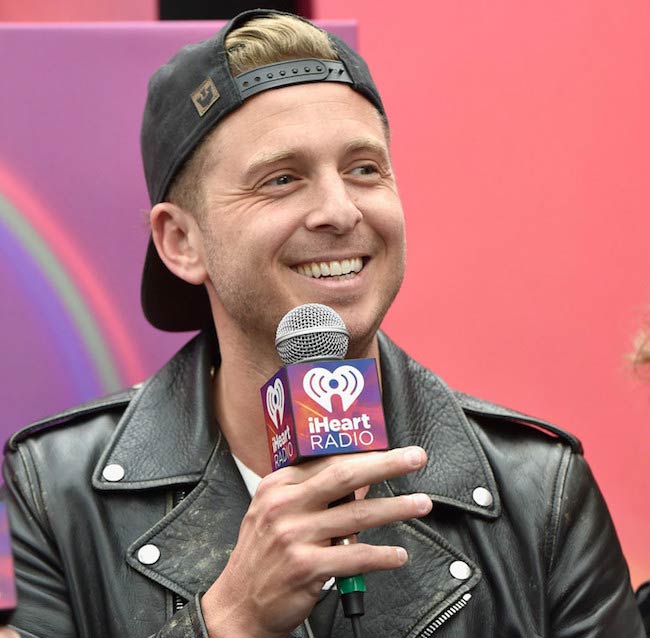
left=3, top=9, right=645, bottom=638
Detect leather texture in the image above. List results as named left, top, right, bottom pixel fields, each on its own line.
left=3, top=331, right=646, bottom=637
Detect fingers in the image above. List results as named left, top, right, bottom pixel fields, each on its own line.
left=251, top=447, right=429, bottom=531
left=300, top=446, right=428, bottom=505
left=306, top=542, right=410, bottom=582
left=313, top=493, right=432, bottom=540
left=264, top=446, right=426, bottom=492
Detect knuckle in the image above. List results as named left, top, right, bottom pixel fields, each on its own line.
left=272, top=520, right=298, bottom=547
left=352, top=543, right=398, bottom=572
left=328, top=461, right=356, bottom=488
left=350, top=498, right=372, bottom=528
left=251, top=489, right=290, bottom=527
left=286, top=546, right=314, bottom=583
left=353, top=543, right=377, bottom=570
left=255, top=471, right=283, bottom=495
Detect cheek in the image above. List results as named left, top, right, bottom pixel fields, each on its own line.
left=374, top=202, right=406, bottom=248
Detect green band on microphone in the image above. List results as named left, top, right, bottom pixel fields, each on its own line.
left=337, top=574, right=367, bottom=595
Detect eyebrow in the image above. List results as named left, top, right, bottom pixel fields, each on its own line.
left=244, top=149, right=299, bottom=181
left=342, top=137, right=391, bottom=162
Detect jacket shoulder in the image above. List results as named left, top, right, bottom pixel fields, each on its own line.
left=454, top=391, right=583, bottom=454
left=5, top=387, right=138, bottom=453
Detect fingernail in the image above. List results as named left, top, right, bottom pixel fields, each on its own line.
left=404, top=447, right=424, bottom=467
left=396, top=547, right=408, bottom=563
left=412, top=493, right=432, bottom=514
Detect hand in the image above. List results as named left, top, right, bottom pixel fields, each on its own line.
left=200, top=446, right=432, bottom=638
left=0, top=628, right=18, bottom=638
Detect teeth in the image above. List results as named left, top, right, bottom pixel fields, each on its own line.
left=293, top=257, right=364, bottom=279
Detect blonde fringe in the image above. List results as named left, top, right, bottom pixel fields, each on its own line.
left=225, top=15, right=338, bottom=77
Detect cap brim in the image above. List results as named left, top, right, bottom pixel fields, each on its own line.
left=141, top=236, right=213, bottom=332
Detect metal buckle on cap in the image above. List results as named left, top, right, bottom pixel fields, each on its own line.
left=235, top=58, right=353, bottom=100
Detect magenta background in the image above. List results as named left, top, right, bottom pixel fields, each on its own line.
left=0, top=20, right=356, bottom=433
left=0, top=504, right=16, bottom=610
left=287, top=359, right=387, bottom=457
left=0, top=3, right=648, bottom=588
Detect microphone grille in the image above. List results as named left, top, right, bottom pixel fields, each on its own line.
left=275, top=304, right=349, bottom=365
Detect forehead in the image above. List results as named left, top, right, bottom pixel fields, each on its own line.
left=204, top=82, right=388, bottom=166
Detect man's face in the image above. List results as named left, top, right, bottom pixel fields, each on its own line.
left=194, top=82, right=406, bottom=359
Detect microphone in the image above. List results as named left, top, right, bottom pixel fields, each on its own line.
left=263, top=304, right=388, bottom=470
left=261, top=303, right=388, bottom=630
left=275, top=302, right=349, bottom=365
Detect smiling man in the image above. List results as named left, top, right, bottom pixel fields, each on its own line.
left=2, top=9, right=645, bottom=638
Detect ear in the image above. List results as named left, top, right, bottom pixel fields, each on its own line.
left=150, top=202, right=208, bottom=285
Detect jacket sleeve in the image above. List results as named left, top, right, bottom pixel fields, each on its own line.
left=3, top=444, right=78, bottom=637
left=547, top=448, right=646, bottom=637
left=3, top=446, right=210, bottom=638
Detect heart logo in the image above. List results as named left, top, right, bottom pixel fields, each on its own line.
left=266, top=379, right=285, bottom=430
left=303, top=365, right=365, bottom=413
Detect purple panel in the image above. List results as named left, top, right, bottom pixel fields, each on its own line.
left=0, top=503, right=16, bottom=612
left=0, top=21, right=357, bottom=442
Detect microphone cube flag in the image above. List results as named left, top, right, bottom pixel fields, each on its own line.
left=261, top=359, right=388, bottom=471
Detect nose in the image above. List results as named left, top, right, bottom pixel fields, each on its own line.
left=304, top=173, right=363, bottom=235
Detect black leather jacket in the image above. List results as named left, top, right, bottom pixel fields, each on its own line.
left=3, top=332, right=645, bottom=637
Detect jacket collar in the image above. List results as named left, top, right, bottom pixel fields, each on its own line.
left=378, top=332, right=500, bottom=519
left=92, top=331, right=220, bottom=490
left=93, top=330, right=500, bottom=518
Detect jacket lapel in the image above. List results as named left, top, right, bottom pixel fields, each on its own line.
left=378, top=332, right=501, bottom=520
left=92, top=332, right=220, bottom=491
left=324, top=334, right=498, bottom=636
left=126, top=432, right=251, bottom=600
left=335, top=512, right=481, bottom=637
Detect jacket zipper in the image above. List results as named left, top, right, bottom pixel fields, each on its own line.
left=417, top=593, right=472, bottom=637
left=172, top=490, right=188, bottom=613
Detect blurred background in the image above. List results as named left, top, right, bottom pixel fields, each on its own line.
left=0, top=0, right=648, bottom=588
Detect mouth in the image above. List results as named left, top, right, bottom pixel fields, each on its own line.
left=291, top=256, right=365, bottom=280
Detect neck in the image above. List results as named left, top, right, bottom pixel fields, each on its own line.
left=213, top=330, right=281, bottom=477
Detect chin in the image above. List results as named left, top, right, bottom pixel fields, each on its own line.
left=337, top=309, right=383, bottom=359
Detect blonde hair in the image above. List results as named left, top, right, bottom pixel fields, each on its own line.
left=167, top=14, right=339, bottom=213
left=226, top=15, right=338, bottom=76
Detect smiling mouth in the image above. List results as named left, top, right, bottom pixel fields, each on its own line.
left=291, top=257, right=365, bottom=279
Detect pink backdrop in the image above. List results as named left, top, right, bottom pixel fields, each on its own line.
left=310, top=0, right=650, bottom=588
left=0, top=2, right=648, bottom=589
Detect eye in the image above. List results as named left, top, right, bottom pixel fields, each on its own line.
left=263, top=174, right=296, bottom=187
left=349, top=164, right=379, bottom=177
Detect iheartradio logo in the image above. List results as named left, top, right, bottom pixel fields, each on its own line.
left=266, top=378, right=285, bottom=430
left=303, top=365, right=364, bottom=412
left=262, top=357, right=387, bottom=470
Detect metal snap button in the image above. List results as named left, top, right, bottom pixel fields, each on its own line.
left=472, top=486, right=494, bottom=508
left=137, top=544, right=161, bottom=565
left=102, top=464, right=125, bottom=482
left=449, top=560, right=472, bottom=580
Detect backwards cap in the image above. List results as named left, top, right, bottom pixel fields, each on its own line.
left=140, top=9, right=385, bottom=331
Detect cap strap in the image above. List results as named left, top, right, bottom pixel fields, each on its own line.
left=235, top=58, right=352, bottom=100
